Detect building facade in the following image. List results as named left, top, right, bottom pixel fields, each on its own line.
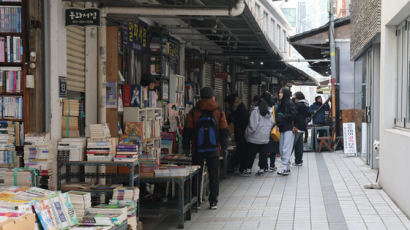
left=379, top=0, right=410, bottom=217
left=350, top=0, right=381, bottom=168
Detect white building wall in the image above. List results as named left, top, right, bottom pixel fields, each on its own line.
left=379, top=0, right=410, bottom=217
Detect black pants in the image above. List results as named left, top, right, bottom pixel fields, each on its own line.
left=234, top=138, right=247, bottom=170
left=269, top=140, right=279, bottom=168
left=247, top=143, right=269, bottom=170
left=294, top=132, right=304, bottom=164
left=193, top=156, right=219, bottom=204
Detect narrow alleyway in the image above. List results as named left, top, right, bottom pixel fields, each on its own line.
left=144, top=151, right=410, bottom=230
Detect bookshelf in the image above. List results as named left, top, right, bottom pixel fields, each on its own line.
left=0, top=0, right=28, bottom=169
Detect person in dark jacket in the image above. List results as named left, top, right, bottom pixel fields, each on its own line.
left=292, top=92, right=310, bottom=166
left=183, top=87, right=229, bottom=210
left=225, top=94, right=249, bottom=174
left=309, top=96, right=330, bottom=125
left=276, top=88, right=297, bottom=175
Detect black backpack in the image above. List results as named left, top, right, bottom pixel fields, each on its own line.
left=195, top=109, right=220, bottom=154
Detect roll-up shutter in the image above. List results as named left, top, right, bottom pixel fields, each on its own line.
left=215, top=78, right=224, bottom=109
left=203, top=63, right=212, bottom=88
left=66, top=2, right=86, bottom=92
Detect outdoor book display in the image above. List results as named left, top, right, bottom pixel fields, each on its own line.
left=0, top=186, right=137, bottom=229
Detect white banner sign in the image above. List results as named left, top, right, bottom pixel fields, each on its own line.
left=343, top=122, right=357, bottom=155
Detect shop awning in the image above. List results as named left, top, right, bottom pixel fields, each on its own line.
left=288, top=16, right=350, bottom=76
left=88, top=0, right=318, bottom=85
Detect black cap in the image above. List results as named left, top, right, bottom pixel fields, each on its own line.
left=200, top=87, right=216, bottom=99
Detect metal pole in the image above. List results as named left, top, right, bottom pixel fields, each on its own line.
left=329, top=0, right=336, bottom=122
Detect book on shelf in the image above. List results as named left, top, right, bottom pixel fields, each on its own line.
left=62, top=99, right=80, bottom=117
left=0, top=95, right=23, bottom=119
left=0, top=67, right=21, bottom=93
left=0, top=6, right=22, bottom=33
left=0, top=36, right=23, bottom=62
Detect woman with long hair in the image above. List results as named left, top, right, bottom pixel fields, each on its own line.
left=276, top=88, right=297, bottom=175
left=243, top=94, right=274, bottom=176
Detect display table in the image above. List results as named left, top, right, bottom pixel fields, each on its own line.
left=57, top=161, right=140, bottom=190
left=139, top=169, right=200, bottom=229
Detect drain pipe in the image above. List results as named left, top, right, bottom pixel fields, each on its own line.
left=100, top=0, right=245, bottom=17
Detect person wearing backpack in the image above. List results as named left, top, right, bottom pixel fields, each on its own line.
left=183, top=87, right=229, bottom=210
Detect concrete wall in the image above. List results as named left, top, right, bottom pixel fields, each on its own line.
left=337, top=41, right=355, bottom=110
left=379, top=0, right=410, bottom=217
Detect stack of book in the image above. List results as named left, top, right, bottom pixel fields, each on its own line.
left=87, top=124, right=116, bottom=162
left=0, top=6, right=22, bottom=33
left=0, top=36, right=23, bottom=62
left=84, top=205, right=127, bottom=226
left=115, top=144, right=139, bottom=162
left=139, top=153, right=159, bottom=178
left=0, top=121, right=17, bottom=167
left=61, top=99, right=81, bottom=138
left=87, top=138, right=116, bottom=162
left=111, top=187, right=139, bottom=201
left=3, top=168, right=36, bottom=186
left=68, top=191, right=91, bottom=221
left=160, top=132, right=174, bottom=155
left=0, top=96, right=23, bottom=119
left=57, top=138, right=86, bottom=162
left=89, top=124, right=111, bottom=139
left=24, top=133, right=54, bottom=189
left=0, top=67, right=21, bottom=93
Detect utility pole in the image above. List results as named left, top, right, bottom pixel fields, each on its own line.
left=329, top=0, right=336, bottom=123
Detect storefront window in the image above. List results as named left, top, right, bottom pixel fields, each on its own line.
left=396, top=20, right=409, bottom=127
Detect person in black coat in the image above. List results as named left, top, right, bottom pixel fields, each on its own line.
left=225, top=94, right=249, bottom=174
left=292, top=92, right=310, bottom=166
left=276, top=88, right=297, bottom=175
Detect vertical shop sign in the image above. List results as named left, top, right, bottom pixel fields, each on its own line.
left=106, top=82, right=117, bottom=108
left=343, top=122, right=357, bottom=155
left=124, top=20, right=148, bottom=52
left=59, top=76, right=67, bottom=98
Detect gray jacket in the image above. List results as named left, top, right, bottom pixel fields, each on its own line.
left=245, top=107, right=274, bottom=144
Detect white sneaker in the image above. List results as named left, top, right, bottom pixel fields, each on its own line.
left=256, top=169, right=265, bottom=176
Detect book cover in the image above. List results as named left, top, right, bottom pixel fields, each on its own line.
left=124, top=122, right=143, bottom=137
left=123, top=84, right=131, bottom=107
left=106, top=82, right=117, bottom=108
left=130, top=85, right=141, bottom=107
left=60, top=192, right=79, bottom=226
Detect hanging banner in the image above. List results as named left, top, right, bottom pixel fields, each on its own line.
left=124, top=20, right=149, bottom=52
left=343, top=122, right=357, bottom=155
left=65, top=8, right=100, bottom=27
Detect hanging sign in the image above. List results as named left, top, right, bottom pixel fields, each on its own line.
left=59, top=76, right=67, bottom=98
left=343, top=122, right=357, bottom=155
left=65, top=8, right=100, bottom=27
left=124, top=21, right=148, bottom=52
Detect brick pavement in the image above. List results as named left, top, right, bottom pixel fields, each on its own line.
left=144, top=151, right=410, bottom=230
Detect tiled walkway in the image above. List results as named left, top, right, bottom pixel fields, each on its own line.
left=145, top=151, right=410, bottom=230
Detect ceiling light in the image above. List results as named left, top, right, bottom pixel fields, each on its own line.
left=260, top=61, right=264, bottom=65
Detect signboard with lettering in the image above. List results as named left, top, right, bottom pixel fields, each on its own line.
left=65, top=8, right=100, bottom=27
left=343, top=122, right=357, bottom=155
left=59, top=76, right=67, bottom=98
left=124, top=21, right=149, bottom=52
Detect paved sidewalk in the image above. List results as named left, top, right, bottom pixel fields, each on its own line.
left=145, top=151, right=410, bottom=230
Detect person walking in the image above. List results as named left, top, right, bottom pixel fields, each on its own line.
left=292, top=92, right=310, bottom=166
left=224, top=94, right=249, bottom=174
left=243, top=95, right=274, bottom=176
left=276, top=88, right=297, bottom=176
left=183, top=87, right=229, bottom=210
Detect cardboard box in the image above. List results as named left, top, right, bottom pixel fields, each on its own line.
left=0, top=214, right=36, bottom=230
